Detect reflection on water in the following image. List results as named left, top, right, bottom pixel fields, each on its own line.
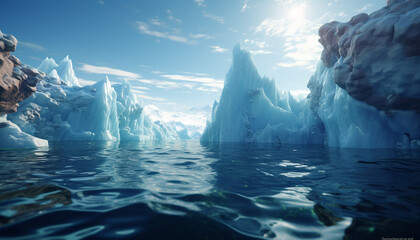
left=0, top=140, right=419, bottom=239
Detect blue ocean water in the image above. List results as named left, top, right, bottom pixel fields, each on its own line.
left=0, top=140, right=419, bottom=239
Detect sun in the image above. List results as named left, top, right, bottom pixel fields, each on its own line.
left=288, top=4, right=306, bottom=20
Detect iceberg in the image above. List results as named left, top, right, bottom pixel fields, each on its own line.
left=144, top=104, right=211, bottom=139
left=37, top=56, right=80, bottom=87
left=0, top=115, right=48, bottom=149
left=8, top=56, right=181, bottom=142
left=201, top=45, right=324, bottom=144
left=202, top=0, right=420, bottom=151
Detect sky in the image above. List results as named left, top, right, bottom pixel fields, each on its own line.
left=1, top=0, right=385, bottom=111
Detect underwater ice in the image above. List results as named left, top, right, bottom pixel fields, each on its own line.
left=7, top=57, right=181, bottom=142
left=201, top=45, right=420, bottom=149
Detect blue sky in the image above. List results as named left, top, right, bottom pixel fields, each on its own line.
left=1, top=0, right=385, bottom=111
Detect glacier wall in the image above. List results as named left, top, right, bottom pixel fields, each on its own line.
left=7, top=57, right=180, bottom=142
left=201, top=45, right=324, bottom=145
left=308, top=61, right=419, bottom=148
left=201, top=44, right=420, bottom=148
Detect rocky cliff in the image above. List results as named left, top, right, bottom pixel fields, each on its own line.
left=0, top=30, right=48, bottom=149
left=316, top=0, right=420, bottom=112
left=0, top=30, right=45, bottom=114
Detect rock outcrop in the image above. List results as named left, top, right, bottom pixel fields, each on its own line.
left=317, top=0, right=420, bottom=112
left=0, top=30, right=45, bottom=114
left=0, top=30, right=48, bottom=149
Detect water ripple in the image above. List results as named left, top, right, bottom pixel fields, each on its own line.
left=0, top=141, right=419, bottom=239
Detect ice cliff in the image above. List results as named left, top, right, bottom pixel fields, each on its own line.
left=202, top=0, right=420, bottom=149
left=8, top=67, right=180, bottom=142
left=2, top=35, right=193, bottom=147
left=201, top=44, right=323, bottom=145
left=0, top=30, right=48, bottom=149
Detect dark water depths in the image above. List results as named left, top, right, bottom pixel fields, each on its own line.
left=0, top=140, right=419, bottom=239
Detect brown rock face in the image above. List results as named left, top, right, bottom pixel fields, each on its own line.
left=0, top=30, right=45, bottom=114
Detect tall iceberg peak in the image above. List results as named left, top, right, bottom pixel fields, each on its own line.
left=37, top=56, right=80, bottom=86
left=37, top=57, right=58, bottom=74
left=201, top=45, right=322, bottom=144
left=57, top=55, right=80, bottom=87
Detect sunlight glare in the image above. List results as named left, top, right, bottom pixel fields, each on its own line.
left=288, top=4, right=306, bottom=20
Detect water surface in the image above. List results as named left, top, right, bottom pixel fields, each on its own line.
left=0, top=140, right=419, bottom=239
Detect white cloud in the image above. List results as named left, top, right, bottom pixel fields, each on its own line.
left=167, top=9, right=182, bottom=24
left=137, top=21, right=190, bottom=44
left=210, top=45, right=228, bottom=53
left=139, top=79, right=183, bottom=89
left=137, top=94, right=166, bottom=102
left=256, top=4, right=322, bottom=71
left=197, top=86, right=218, bottom=92
left=356, top=4, right=372, bottom=12
left=19, top=41, right=46, bottom=51
left=243, top=39, right=269, bottom=50
left=250, top=50, right=273, bottom=55
left=182, top=72, right=209, bottom=76
left=194, top=0, right=206, bottom=7
left=190, top=33, right=214, bottom=39
left=79, top=64, right=141, bottom=79
left=241, top=0, right=249, bottom=12
left=150, top=16, right=165, bottom=26
left=203, top=82, right=223, bottom=89
left=202, top=11, right=224, bottom=24
left=98, top=0, right=104, bottom=5
left=229, top=28, right=239, bottom=33
left=138, top=72, right=223, bottom=93
left=338, top=12, right=347, bottom=17
left=161, top=74, right=223, bottom=85
left=132, top=86, right=149, bottom=90
left=327, top=0, right=338, bottom=7
left=77, top=78, right=98, bottom=87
